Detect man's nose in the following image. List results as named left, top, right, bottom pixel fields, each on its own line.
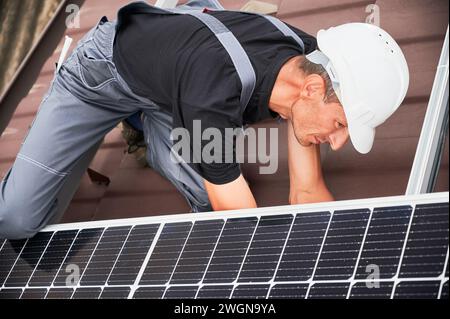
left=328, top=128, right=349, bottom=151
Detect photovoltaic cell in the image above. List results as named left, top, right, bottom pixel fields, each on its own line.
left=313, top=209, right=370, bottom=281
left=20, top=288, right=47, bottom=299
left=133, top=287, right=166, bottom=299
left=53, top=228, right=103, bottom=286
left=28, top=230, right=78, bottom=286
left=275, top=212, right=330, bottom=281
left=0, top=289, right=23, bottom=299
left=80, top=226, right=131, bottom=286
left=238, top=215, right=293, bottom=283
left=203, top=217, right=257, bottom=283
left=72, top=287, right=102, bottom=299
left=107, top=224, right=159, bottom=285
left=268, top=284, right=309, bottom=299
left=0, top=239, right=27, bottom=286
left=399, top=203, right=449, bottom=278
left=99, top=287, right=130, bottom=299
left=46, top=288, right=74, bottom=299
left=349, top=282, right=394, bottom=299
left=446, top=255, right=449, bottom=277
left=170, top=219, right=224, bottom=284
left=446, top=260, right=449, bottom=278
left=308, top=283, right=350, bottom=299
left=393, top=281, right=441, bottom=299
left=441, top=281, right=448, bottom=299
left=231, top=284, right=270, bottom=299
left=139, top=222, right=192, bottom=285
left=355, top=206, right=412, bottom=279
left=4, top=232, right=53, bottom=287
left=164, top=286, right=198, bottom=299
left=196, top=285, right=233, bottom=298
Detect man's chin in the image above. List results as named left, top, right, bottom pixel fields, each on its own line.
left=293, top=129, right=314, bottom=147
left=298, top=138, right=313, bottom=147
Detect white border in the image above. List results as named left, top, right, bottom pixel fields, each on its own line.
left=42, top=192, right=449, bottom=232
left=406, top=27, right=449, bottom=195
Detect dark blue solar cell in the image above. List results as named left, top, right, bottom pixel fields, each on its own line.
left=355, top=206, right=412, bottom=279
left=4, top=232, right=53, bottom=287
left=238, top=215, right=293, bottom=283
left=53, top=228, right=103, bottom=286
left=28, top=230, right=78, bottom=286
left=203, top=217, right=257, bottom=283
left=440, top=281, right=448, bottom=299
left=268, top=284, right=309, bottom=299
left=20, top=288, right=47, bottom=299
left=275, top=212, right=331, bottom=281
left=164, top=286, right=199, bottom=299
left=0, top=289, right=22, bottom=299
left=313, top=209, right=370, bottom=281
left=349, top=281, right=394, bottom=299
left=170, top=219, right=224, bottom=284
left=46, top=288, right=74, bottom=299
left=307, top=283, right=350, bottom=299
left=394, top=281, right=441, bottom=299
left=399, top=203, right=448, bottom=278
left=232, top=284, right=270, bottom=299
left=99, top=287, right=130, bottom=299
left=446, top=258, right=449, bottom=277
left=139, top=222, right=192, bottom=285
left=80, top=226, right=131, bottom=286
left=196, top=285, right=233, bottom=298
left=72, top=287, right=102, bottom=299
left=0, top=239, right=27, bottom=286
left=133, top=287, right=166, bottom=299
left=107, top=224, right=159, bottom=285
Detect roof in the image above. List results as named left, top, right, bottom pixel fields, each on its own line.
left=0, top=0, right=448, bottom=224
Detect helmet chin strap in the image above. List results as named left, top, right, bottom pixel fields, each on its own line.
left=305, top=50, right=342, bottom=103
left=305, top=50, right=329, bottom=67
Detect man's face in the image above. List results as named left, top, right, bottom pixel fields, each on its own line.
left=291, top=96, right=350, bottom=151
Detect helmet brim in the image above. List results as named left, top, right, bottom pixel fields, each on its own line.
left=348, top=121, right=375, bottom=154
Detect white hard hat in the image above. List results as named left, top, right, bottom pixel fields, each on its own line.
left=306, top=23, right=410, bottom=154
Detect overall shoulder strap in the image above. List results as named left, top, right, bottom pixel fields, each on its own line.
left=176, top=0, right=225, bottom=11
left=179, top=10, right=256, bottom=111
left=259, top=15, right=305, bottom=51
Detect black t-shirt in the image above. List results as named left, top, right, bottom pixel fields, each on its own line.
left=113, top=2, right=317, bottom=184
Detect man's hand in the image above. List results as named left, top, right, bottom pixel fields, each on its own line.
left=287, top=120, right=334, bottom=204
left=204, top=174, right=257, bottom=211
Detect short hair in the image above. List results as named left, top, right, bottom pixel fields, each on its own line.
left=298, top=55, right=340, bottom=104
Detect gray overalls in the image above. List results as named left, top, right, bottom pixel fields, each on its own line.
left=0, top=1, right=305, bottom=239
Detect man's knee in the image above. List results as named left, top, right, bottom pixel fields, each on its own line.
left=0, top=203, right=41, bottom=240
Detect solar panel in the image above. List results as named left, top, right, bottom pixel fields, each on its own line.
left=0, top=192, right=448, bottom=299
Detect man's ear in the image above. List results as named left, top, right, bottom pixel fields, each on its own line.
left=301, top=74, right=326, bottom=99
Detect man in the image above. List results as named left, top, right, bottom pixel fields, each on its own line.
left=0, top=1, right=409, bottom=239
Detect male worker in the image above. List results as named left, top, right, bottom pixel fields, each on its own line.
left=0, top=1, right=409, bottom=239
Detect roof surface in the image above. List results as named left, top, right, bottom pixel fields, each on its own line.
left=0, top=0, right=448, bottom=224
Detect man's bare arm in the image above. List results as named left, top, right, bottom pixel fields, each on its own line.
left=287, top=120, right=334, bottom=204
left=204, top=174, right=257, bottom=211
